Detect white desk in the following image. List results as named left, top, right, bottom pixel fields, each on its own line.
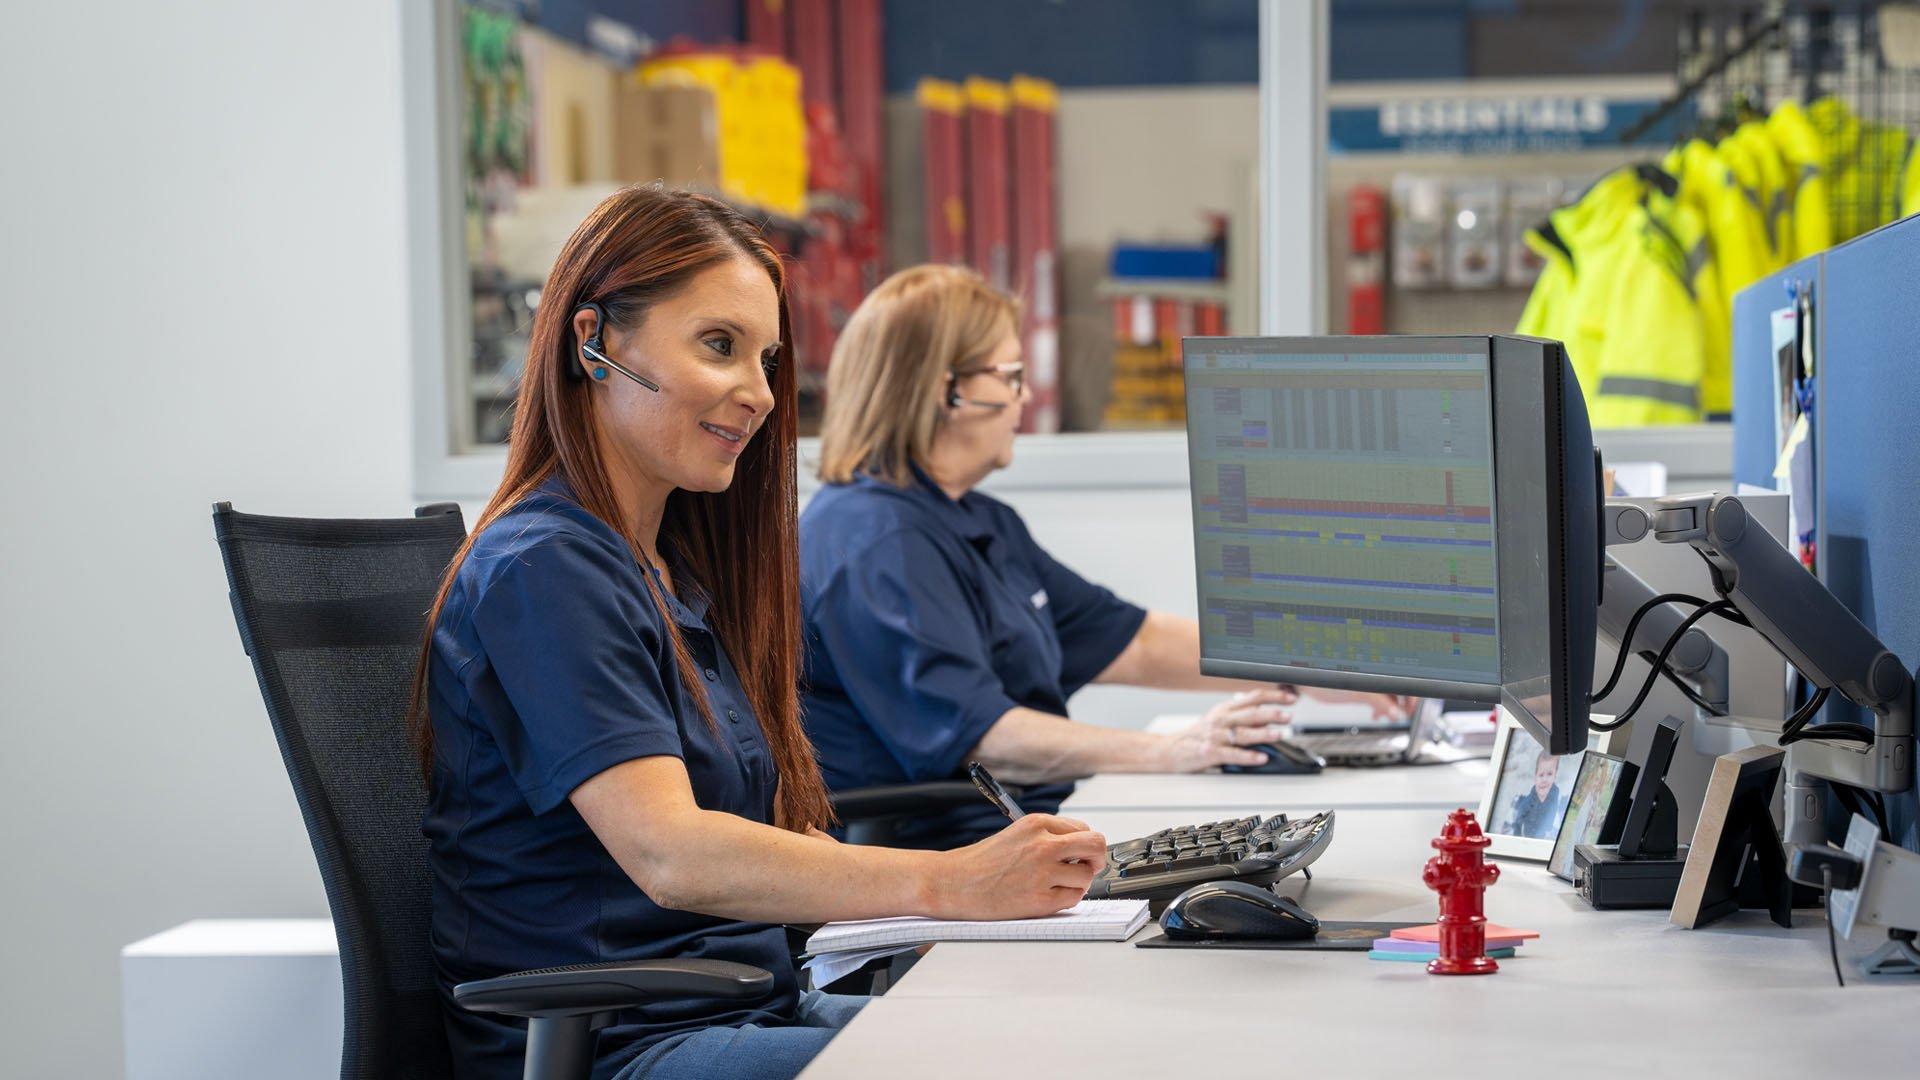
left=803, top=989, right=1914, bottom=1078
left=803, top=806, right=1920, bottom=1078
left=1062, top=759, right=1489, bottom=813
left=122, top=919, right=340, bottom=1080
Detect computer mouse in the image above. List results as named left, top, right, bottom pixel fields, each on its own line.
left=1222, top=739, right=1325, bottom=775
left=1160, top=880, right=1320, bottom=941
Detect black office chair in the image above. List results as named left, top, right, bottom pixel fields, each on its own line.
left=212, top=502, right=771, bottom=1080
left=832, top=782, right=1019, bottom=845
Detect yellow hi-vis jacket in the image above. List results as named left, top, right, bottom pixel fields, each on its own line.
left=1905, top=140, right=1920, bottom=220
left=1730, top=118, right=1795, bottom=263
left=1808, top=97, right=1910, bottom=244
left=1670, top=140, right=1772, bottom=415
left=1516, top=168, right=1707, bottom=426
left=1768, top=101, right=1833, bottom=260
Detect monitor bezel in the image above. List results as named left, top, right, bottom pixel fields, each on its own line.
left=1183, top=334, right=1592, bottom=752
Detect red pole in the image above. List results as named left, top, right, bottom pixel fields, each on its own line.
left=918, top=79, right=966, bottom=265
left=744, top=0, right=788, bottom=56
left=1011, top=75, right=1059, bottom=433
left=964, top=77, right=1011, bottom=292
left=791, top=0, right=835, bottom=112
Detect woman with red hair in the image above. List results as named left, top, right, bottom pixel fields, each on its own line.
left=415, top=188, right=1104, bottom=1080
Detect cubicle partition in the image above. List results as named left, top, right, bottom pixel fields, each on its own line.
left=1731, top=214, right=1920, bottom=850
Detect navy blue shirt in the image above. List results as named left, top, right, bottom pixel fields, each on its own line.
left=799, top=468, right=1147, bottom=848
left=424, top=477, right=797, bottom=1080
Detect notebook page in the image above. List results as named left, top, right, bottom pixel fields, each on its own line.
left=806, top=900, right=1150, bottom=954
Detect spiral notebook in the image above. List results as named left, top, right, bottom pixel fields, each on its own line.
left=805, top=899, right=1151, bottom=955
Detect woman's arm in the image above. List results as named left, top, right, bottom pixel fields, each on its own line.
left=572, top=756, right=1108, bottom=925
left=964, top=696, right=1295, bottom=786
left=1092, top=610, right=1285, bottom=692
left=1095, top=610, right=1414, bottom=720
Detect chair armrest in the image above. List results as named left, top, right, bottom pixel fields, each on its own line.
left=832, top=781, right=1014, bottom=822
left=454, top=959, right=774, bottom=1020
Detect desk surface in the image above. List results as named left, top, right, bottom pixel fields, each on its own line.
left=804, top=806, right=1919, bottom=1078
left=1062, top=759, right=1490, bottom=813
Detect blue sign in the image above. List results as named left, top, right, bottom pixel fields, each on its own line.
left=1329, top=95, right=1688, bottom=155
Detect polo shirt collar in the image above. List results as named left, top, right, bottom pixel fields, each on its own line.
left=902, top=462, right=994, bottom=544
left=535, top=471, right=714, bottom=628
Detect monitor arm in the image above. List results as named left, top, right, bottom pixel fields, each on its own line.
left=1650, top=493, right=1915, bottom=850
left=1599, top=500, right=1730, bottom=719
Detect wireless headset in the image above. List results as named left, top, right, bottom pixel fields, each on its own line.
left=573, top=301, right=660, bottom=393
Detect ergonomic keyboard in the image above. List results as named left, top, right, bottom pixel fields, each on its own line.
left=1083, top=811, right=1336, bottom=903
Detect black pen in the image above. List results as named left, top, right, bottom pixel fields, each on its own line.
left=967, top=761, right=1025, bottom=820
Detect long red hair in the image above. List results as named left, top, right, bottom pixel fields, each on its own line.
left=412, top=186, right=831, bottom=832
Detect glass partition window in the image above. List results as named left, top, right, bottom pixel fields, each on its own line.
left=436, top=1, right=1266, bottom=454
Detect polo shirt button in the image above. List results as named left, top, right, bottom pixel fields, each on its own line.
left=704, top=668, right=718, bottom=682
left=727, top=708, right=740, bottom=722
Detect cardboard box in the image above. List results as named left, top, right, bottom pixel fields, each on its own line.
left=614, top=83, right=720, bottom=189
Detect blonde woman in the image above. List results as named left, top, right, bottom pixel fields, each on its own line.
left=799, top=265, right=1408, bottom=849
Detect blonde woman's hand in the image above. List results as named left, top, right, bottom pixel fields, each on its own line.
left=1165, top=688, right=1297, bottom=772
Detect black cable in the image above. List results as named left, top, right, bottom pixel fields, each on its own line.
left=1774, top=687, right=1875, bottom=746
left=1787, top=723, right=1876, bottom=745
left=1592, top=600, right=1738, bottom=731
left=1776, top=686, right=1832, bottom=741
left=1824, top=866, right=1846, bottom=988
left=1657, top=666, right=1718, bottom=713
left=1593, top=593, right=1711, bottom=700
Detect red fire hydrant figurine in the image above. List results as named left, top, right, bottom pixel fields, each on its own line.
left=1422, top=808, right=1501, bottom=975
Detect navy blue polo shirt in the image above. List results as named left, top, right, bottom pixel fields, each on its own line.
left=423, top=476, right=797, bottom=1080
left=799, top=467, right=1147, bottom=849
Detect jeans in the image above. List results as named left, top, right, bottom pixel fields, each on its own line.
left=613, top=991, right=868, bottom=1080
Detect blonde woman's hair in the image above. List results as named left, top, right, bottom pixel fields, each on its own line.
left=816, top=264, right=1020, bottom=486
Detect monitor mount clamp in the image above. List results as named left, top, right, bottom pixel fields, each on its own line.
left=1600, top=500, right=1731, bottom=723
left=1650, top=493, right=1914, bottom=854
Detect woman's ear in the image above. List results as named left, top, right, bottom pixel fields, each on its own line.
left=571, top=306, right=605, bottom=375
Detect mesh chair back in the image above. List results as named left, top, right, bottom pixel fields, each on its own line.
left=213, top=502, right=467, bottom=1080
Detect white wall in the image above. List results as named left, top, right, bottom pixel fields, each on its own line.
left=995, top=489, right=1225, bottom=724
left=0, top=4, right=411, bottom=1077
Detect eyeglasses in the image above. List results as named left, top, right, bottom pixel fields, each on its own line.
left=952, top=362, right=1027, bottom=397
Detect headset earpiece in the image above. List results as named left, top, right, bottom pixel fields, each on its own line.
left=573, top=302, right=609, bottom=382
left=569, top=299, right=661, bottom=393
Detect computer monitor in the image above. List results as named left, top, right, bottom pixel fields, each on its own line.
left=1183, top=335, right=1599, bottom=754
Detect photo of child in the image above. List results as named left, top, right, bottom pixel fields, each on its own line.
left=1492, top=728, right=1580, bottom=840
left=1550, top=753, right=1631, bottom=879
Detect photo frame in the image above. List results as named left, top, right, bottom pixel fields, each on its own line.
left=1476, top=709, right=1615, bottom=860
left=1548, top=751, right=1639, bottom=881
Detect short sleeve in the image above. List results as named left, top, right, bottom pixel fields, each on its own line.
left=1027, top=540, right=1148, bottom=696
left=806, top=529, right=1023, bottom=781
left=468, top=532, right=686, bottom=813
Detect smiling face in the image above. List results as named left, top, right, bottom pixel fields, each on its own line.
left=1533, top=753, right=1561, bottom=799
left=573, top=255, right=781, bottom=499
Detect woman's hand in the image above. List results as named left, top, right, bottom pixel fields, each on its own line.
left=1163, top=688, right=1297, bottom=772
left=1298, top=687, right=1415, bottom=722
left=931, top=814, right=1107, bottom=920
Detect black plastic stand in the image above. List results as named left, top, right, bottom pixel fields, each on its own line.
left=1696, top=789, right=1794, bottom=927
left=1617, top=778, right=1679, bottom=859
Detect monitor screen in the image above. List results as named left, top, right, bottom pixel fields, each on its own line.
left=1187, top=342, right=1501, bottom=685
left=1184, top=335, right=1598, bottom=753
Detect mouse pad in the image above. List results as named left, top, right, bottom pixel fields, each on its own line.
left=1133, top=921, right=1425, bottom=951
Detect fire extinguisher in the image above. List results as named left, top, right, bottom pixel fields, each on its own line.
left=1347, top=184, right=1386, bottom=335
